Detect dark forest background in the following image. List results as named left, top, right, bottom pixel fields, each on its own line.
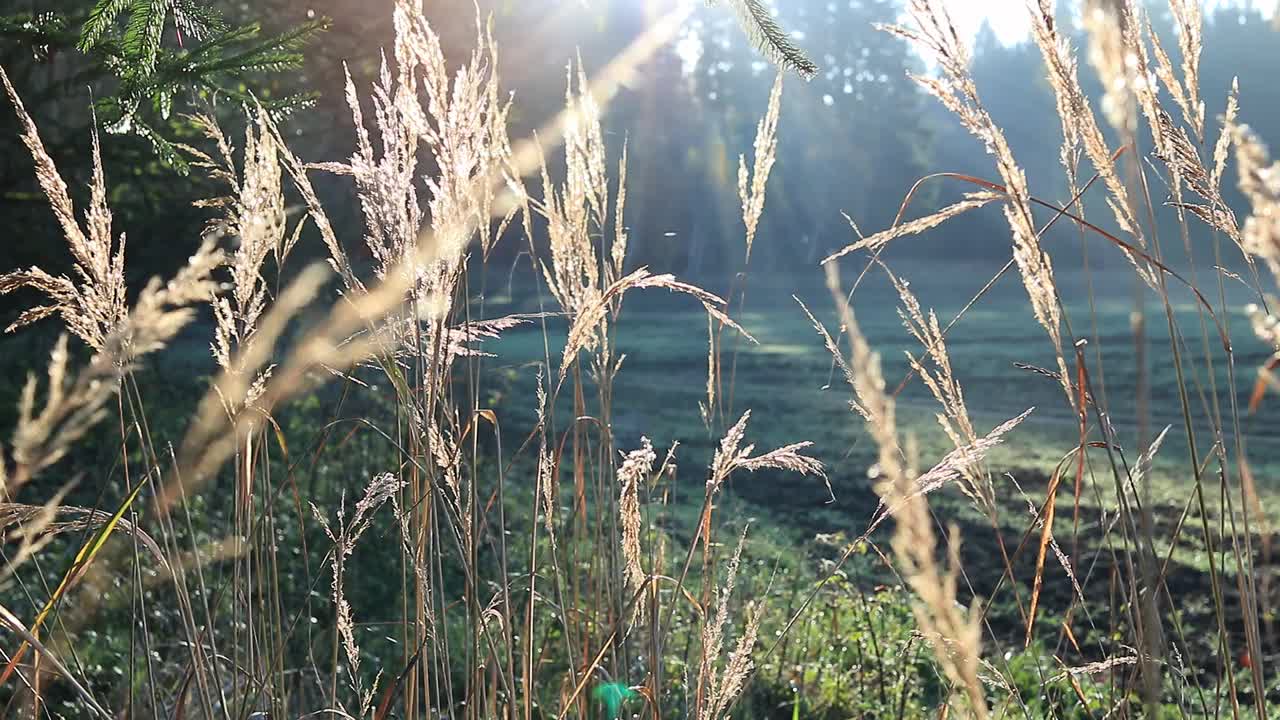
left=1, top=0, right=1277, bottom=304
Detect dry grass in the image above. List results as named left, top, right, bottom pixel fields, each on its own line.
left=1, top=0, right=1279, bottom=718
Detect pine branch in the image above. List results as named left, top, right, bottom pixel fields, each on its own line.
left=171, top=0, right=225, bottom=42
left=19, top=1, right=327, bottom=169
left=1, top=13, right=74, bottom=62
left=185, top=22, right=262, bottom=60
left=130, top=115, right=189, bottom=172
left=188, top=20, right=326, bottom=77
left=122, top=0, right=171, bottom=74
left=712, top=0, right=818, bottom=80
left=3, top=13, right=70, bottom=39
left=78, top=0, right=131, bottom=51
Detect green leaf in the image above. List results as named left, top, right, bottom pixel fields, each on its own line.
left=0, top=475, right=151, bottom=686
left=592, top=682, right=636, bottom=720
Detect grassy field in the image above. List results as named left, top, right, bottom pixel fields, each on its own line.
left=483, top=259, right=1280, bottom=502
left=5, top=253, right=1274, bottom=716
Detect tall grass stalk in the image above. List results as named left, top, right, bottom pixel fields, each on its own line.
left=3, top=0, right=1280, bottom=718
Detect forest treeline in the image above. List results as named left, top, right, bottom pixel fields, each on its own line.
left=1, top=0, right=1277, bottom=291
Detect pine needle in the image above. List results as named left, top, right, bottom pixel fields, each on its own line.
left=711, top=0, right=818, bottom=80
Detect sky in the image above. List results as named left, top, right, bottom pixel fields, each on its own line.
left=666, top=0, right=1275, bottom=77
left=667, top=0, right=1035, bottom=76
left=951, top=0, right=1034, bottom=46
left=954, top=0, right=1275, bottom=46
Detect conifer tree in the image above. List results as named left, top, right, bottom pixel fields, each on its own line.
left=1, top=0, right=327, bottom=170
